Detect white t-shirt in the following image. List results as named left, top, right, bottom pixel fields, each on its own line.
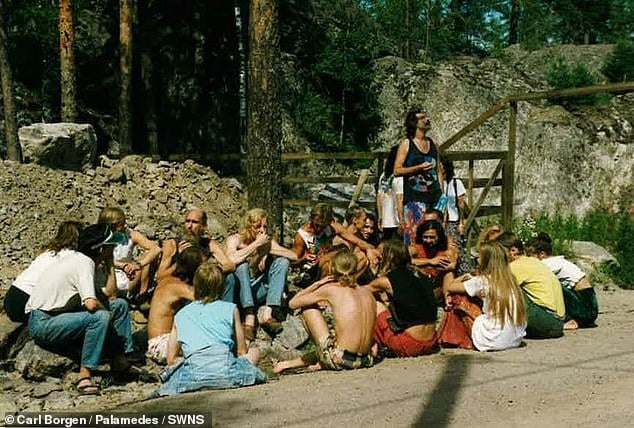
left=463, top=276, right=526, bottom=352
left=25, top=251, right=97, bottom=313
left=12, top=249, right=74, bottom=295
left=443, top=178, right=466, bottom=222
left=541, top=256, right=585, bottom=289
left=112, top=228, right=134, bottom=290
left=378, top=173, right=404, bottom=228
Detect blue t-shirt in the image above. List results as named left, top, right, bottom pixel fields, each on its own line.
left=175, top=300, right=236, bottom=356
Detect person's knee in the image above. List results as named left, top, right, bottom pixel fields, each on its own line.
left=90, top=309, right=112, bottom=325
left=108, top=298, right=129, bottom=315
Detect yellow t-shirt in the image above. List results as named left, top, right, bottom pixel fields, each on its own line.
left=510, top=256, right=565, bottom=317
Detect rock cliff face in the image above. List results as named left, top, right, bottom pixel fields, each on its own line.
left=371, top=44, right=633, bottom=215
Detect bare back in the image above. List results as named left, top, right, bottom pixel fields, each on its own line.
left=147, top=276, right=193, bottom=339
left=320, top=284, right=376, bottom=354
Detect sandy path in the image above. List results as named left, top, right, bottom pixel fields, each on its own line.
left=128, top=287, right=634, bottom=427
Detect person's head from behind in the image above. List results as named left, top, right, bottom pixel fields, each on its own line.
left=310, top=203, right=334, bottom=234
left=331, top=250, right=358, bottom=288
left=184, top=208, right=208, bottom=242
left=441, top=157, right=455, bottom=182
left=478, top=241, right=526, bottom=326
left=241, top=208, right=268, bottom=244
left=345, top=205, right=367, bottom=230
left=44, top=220, right=83, bottom=253
left=174, top=245, right=205, bottom=284
left=405, top=107, right=430, bottom=138
left=78, top=223, right=126, bottom=261
left=422, top=209, right=443, bottom=224
left=98, top=207, right=126, bottom=232
left=193, top=261, right=225, bottom=304
left=495, top=232, right=524, bottom=261
left=415, top=220, right=448, bottom=252
left=525, top=232, right=553, bottom=259
left=379, top=239, right=410, bottom=275
left=384, top=144, right=399, bottom=178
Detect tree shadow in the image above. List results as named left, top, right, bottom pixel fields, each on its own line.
left=414, top=353, right=472, bottom=428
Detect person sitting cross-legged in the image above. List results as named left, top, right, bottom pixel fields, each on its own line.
left=153, top=261, right=266, bottom=397
left=496, top=232, right=565, bottom=339
left=273, top=250, right=376, bottom=373
left=26, top=224, right=136, bottom=395
left=365, top=239, right=439, bottom=357
left=527, top=233, right=598, bottom=330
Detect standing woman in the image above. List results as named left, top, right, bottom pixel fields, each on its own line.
left=441, top=158, right=471, bottom=275
left=394, top=108, right=443, bottom=245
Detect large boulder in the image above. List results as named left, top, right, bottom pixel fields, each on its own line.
left=14, top=341, right=77, bottom=381
left=18, top=123, right=97, bottom=171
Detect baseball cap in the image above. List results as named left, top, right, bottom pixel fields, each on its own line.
left=79, top=224, right=127, bottom=252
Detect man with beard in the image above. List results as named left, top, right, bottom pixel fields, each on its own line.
left=409, top=220, right=456, bottom=303
left=157, top=208, right=234, bottom=281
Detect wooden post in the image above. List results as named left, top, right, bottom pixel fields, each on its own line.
left=503, top=101, right=517, bottom=230
left=468, top=159, right=474, bottom=209
left=349, top=169, right=370, bottom=208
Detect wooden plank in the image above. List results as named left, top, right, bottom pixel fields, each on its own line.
left=503, top=101, right=517, bottom=230
left=349, top=169, right=370, bottom=208
left=508, top=82, right=634, bottom=102
left=283, top=176, right=377, bottom=184
left=468, top=160, right=474, bottom=209
left=283, top=199, right=375, bottom=209
left=464, top=159, right=505, bottom=232
left=282, top=152, right=385, bottom=161
left=441, top=151, right=507, bottom=161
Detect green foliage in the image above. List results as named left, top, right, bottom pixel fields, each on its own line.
left=546, top=56, right=605, bottom=107
left=602, top=40, right=634, bottom=82
left=517, top=206, right=634, bottom=289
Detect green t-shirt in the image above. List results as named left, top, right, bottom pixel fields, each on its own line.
left=510, top=256, right=565, bottom=317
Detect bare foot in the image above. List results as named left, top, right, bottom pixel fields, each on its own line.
left=564, top=319, right=579, bottom=330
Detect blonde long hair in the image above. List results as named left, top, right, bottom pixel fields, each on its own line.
left=478, top=241, right=526, bottom=327
left=332, top=250, right=358, bottom=288
left=239, top=208, right=267, bottom=244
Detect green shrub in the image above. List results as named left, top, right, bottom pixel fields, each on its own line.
left=602, top=40, right=634, bottom=83
left=546, top=56, right=605, bottom=107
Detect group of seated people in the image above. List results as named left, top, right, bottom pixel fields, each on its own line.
left=2, top=202, right=598, bottom=397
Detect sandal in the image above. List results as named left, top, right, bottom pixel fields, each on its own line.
left=76, top=377, right=100, bottom=396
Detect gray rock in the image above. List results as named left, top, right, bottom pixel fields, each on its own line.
left=15, top=341, right=76, bottom=381
left=572, top=241, right=618, bottom=274
left=31, top=378, right=63, bottom=398
left=18, top=123, right=97, bottom=171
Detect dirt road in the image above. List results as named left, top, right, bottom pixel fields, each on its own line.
left=128, top=286, right=634, bottom=427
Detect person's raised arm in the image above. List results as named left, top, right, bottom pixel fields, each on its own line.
left=226, top=233, right=268, bottom=265
left=131, top=230, right=162, bottom=269
left=332, top=221, right=375, bottom=251
left=289, top=276, right=334, bottom=310
left=209, top=239, right=236, bottom=273
left=157, top=239, right=177, bottom=281
left=270, top=240, right=299, bottom=262
left=365, top=275, right=393, bottom=295
left=292, top=231, right=308, bottom=261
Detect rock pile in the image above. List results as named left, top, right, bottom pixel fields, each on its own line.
left=0, top=156, right=246, bottom=288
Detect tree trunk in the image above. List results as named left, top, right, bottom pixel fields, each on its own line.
left=59, top=0, right=77, bottom=122
left=119, top=0, right=134, bottom=155
left=508, top=0, right=519, bottom=45
left=247, top=0, right=282, bottom=238
left=235, top=1, right=247, bottom=153
left=0, top=0, right=20, bottom=161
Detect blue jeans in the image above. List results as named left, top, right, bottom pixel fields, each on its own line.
left=28, top=298, right=134, bottom=369
left=155, top=344, right=266, bottom=396
left=222, top=256, right=290, bottom=310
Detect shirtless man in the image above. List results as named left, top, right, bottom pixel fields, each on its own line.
left=157, top=208, right=234, bottom=281
left=146, top=246, right=204, bottom=364
left=273, top=250, right=376, bottom=373
left=224, top=208, right=298, bottom=339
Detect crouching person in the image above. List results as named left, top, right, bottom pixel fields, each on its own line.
left=26, top=224, right=135, bottom=395
left=274, top=250, right=376, bottom=373
left=154, top=261, right=266, bottom=397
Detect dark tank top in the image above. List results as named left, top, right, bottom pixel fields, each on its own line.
left=387, top=266, right=437, bottom=326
